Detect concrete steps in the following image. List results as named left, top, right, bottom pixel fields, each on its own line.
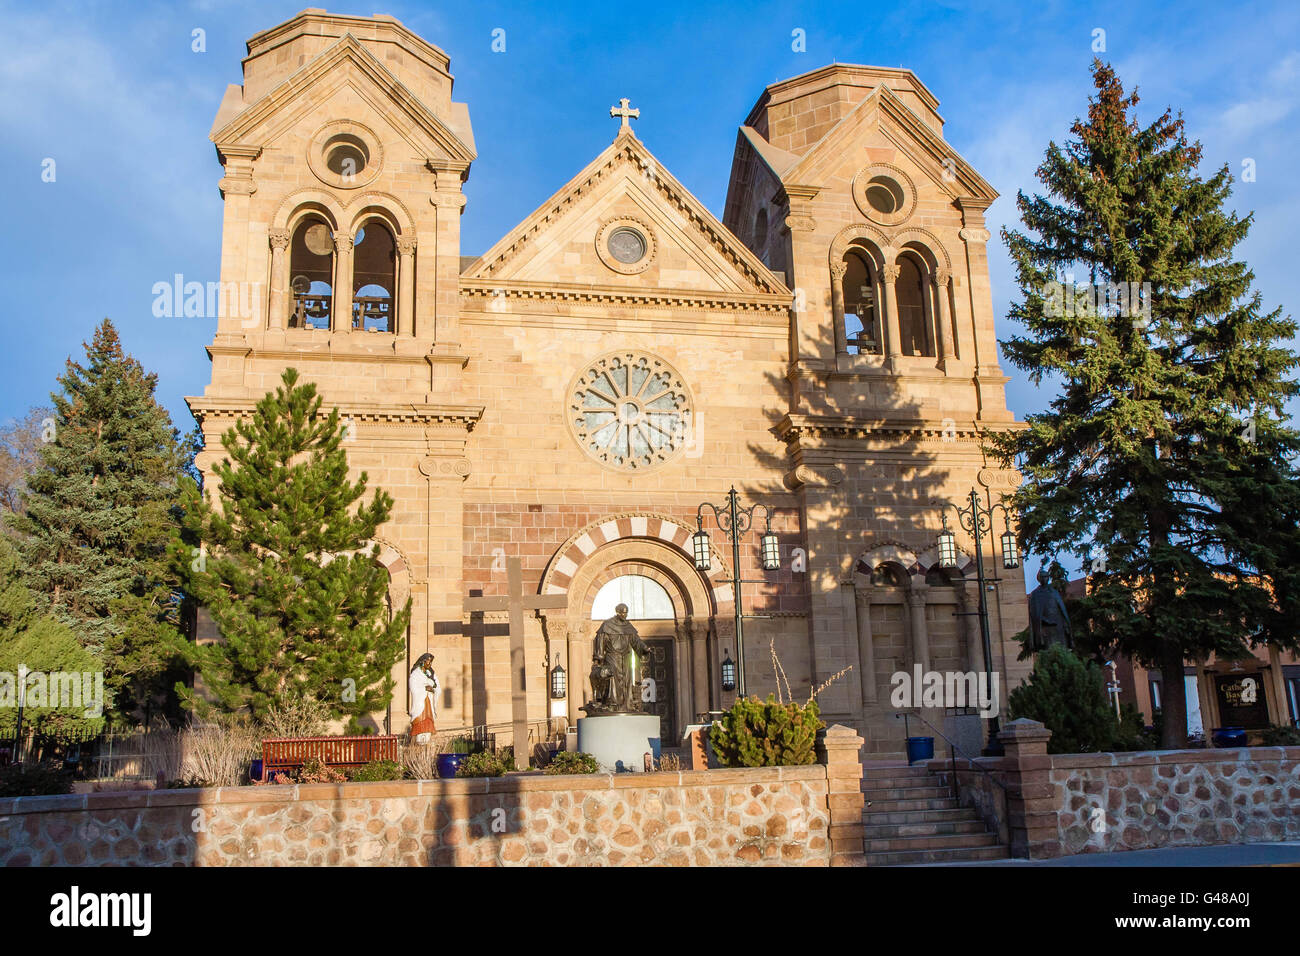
left=861, top=762, right=1008, bottom=866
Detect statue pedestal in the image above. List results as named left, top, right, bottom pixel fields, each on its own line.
left=576, top=714, right=661, bottom=772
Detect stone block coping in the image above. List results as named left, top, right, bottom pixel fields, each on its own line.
left=2, top=764, right=831, bottom=817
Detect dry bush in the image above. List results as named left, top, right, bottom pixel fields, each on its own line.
left=177, top=719, right=259, bottom=787
left=401, top=743, right=439, bottom=780
left=257, top=695, right=331, bottom=740
left=655, top=753, right=682, bottom=772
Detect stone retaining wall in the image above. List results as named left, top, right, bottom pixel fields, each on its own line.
left=939, top=719, right=1300, bottom=859
left=1, top=726, right=867, bottom=867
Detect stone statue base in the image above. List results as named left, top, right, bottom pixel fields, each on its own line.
left=576, top=714, right=661, bottom=772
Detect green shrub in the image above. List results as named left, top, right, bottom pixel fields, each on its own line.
left=709, top=695, right=823, bottom=767
left=1008, top=645, right=1127, bottom=754
left=349, top=759, right=403, bottom=782
left=456, top=749, right=513, bottom=778
left=545, top=751, right=600, bottom=775
left=1261, top=724, right=1300, bottom=746
left=445, top=735, right=475, bottom=755
left=0, top=761, right=74, bottom=797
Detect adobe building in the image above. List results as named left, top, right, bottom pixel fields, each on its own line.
left=187, top=9, right=1030, bottom=757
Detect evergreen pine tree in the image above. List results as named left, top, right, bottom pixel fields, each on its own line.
left=173, top=368, right=409, bottom=725
left=994, top=62, right=1300, bottom=748
left=8, top=319, right=192, bottom=724
left=0, top=510, right=105, bottom=736
left=1007, top=646, right=1119, bottom=754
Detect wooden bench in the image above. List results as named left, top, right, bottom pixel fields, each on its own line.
left=258, top=734, right=401, bottom=781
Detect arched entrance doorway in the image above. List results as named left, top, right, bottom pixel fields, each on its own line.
left=590, top=574, right=678, bottom=740
left=551, top=531, right=722, bottom=743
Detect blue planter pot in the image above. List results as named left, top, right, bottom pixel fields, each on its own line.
left=906, top=736, right=935, bottom=765
left=437, top=753, right=469, bottom=778
left=1211, top=727, right=1247, bottom=748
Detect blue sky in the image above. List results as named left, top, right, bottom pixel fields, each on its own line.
left=0, top=0, right=1296, bottom=582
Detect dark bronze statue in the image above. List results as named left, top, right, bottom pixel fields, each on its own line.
left=582, top=604, right=650, bottom=715
left=1028, top=567, right=1073, bottom=651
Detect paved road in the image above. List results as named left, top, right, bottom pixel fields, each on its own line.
left=919, top=841, right=1300, bottom=867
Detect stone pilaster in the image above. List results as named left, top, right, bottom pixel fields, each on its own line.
left=854, top=588, right=877, bottom=705
left=821, top=724, right=865, bottom=866
left=997, top=718, right=1057, bottom=859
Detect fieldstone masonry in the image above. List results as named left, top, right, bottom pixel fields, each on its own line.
left=936, top=718, right=1300, bottom=859
left=1, top=727, right=867, bottom=867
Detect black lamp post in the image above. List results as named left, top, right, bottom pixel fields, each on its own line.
left=934, top=489, right=1020, bottom=756
left=693, top=486, right=781, bottom=698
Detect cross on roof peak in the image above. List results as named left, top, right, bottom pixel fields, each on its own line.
left=610, top=97, right=640, bottom=131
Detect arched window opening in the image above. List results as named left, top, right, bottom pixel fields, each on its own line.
left=352, top=220, right=396, bottom=332
left=926, top=566, right=958, bottom=588
left=870, top=564, right=906, bottom=588
left=590, top=574, right=675, bottom=620
left=289, top=216, right=335, bottom=329
left=843, top=251, right=881, bottom=355
left=896, top=256, right=933, bottom=357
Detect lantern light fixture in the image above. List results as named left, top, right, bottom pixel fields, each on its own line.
left=937, top=515, right=959, bottom=569
left=720, top=653, right=737, bottom=693
left=692, top=527, right=712, bottom=571
left=549, top=663, right=566, bottom=700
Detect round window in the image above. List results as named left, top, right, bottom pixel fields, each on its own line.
left=607, top=227, right=647, bottom=264
left=865, top=176, right=905, bottom=215
left=852, top=164, right=916, bottom=225
left=325, top=134, right=369, bottom=178
left=307, top=122, right=383, bottom=190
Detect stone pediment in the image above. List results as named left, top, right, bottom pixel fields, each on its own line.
left=464, top=130, right=789, bottom=298
left=210, top=32, right=475, bottom=167
left=781, top=85, right=996, bottom=204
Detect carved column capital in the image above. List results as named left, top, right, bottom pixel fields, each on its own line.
left=334, top=234, right=354, bottom=253
left=396, top=236, right=418, bottom=255
left=829, top=261, right=847, bottom=280
left=268, top=229, right=290, bottom=250
left=882, top=264, right=901, bottom=282
left=932, top=269, right=950, bottom=288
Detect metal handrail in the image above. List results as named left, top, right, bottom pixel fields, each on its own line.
left=903, top=710, right=1008, bottom=796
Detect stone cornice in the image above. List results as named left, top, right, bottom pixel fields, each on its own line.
left=186, top=397, right=483, bottom=429
left=777, top=413, right=1019, bottom=443
left=460, top=279, right=791, bottom=315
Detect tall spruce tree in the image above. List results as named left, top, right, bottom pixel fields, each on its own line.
left=994, top=61, right=1300, bottom=748
left=174, top=368, right=408, bottom=725
left=8, top=319, right=193, bottom=724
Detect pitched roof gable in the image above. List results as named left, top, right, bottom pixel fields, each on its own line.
left=466, top=130, right=788, bottom=296
left=210, top=32, right=475, bottom=165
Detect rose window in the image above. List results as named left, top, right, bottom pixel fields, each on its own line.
left=567, top=352, right=693, bottom=471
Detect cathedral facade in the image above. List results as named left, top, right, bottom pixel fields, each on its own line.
left=189, top=11, right=1029, bottom=756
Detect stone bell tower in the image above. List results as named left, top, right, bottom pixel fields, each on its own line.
left=187, top=10, right=485, bottom=730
